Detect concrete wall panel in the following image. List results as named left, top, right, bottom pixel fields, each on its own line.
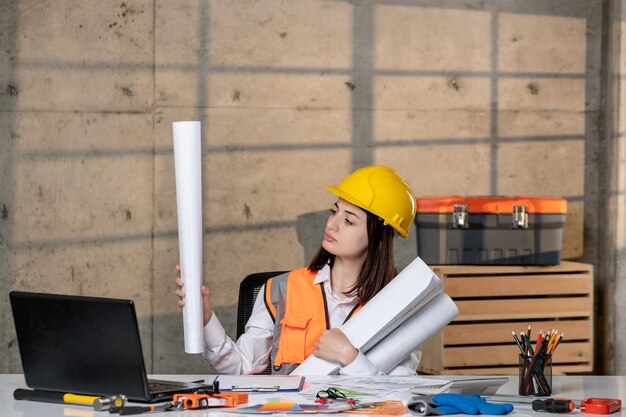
left=17, top=1, right=153, bottom=63
left=498, top=78, right=586, bottom=112
left=207, top=109, right=352, bottom=146
left=156, top=73, right=352, bottom=109
left=497, top=140, right=584, bottom=196
left=375, top=110, right=490, bottom=141
left=375, top=76, right=491, bottom=110
left=10, top=69, right=153, bottom=112
left=374, top=145, right=492, bottom=196
left=498, top=13, right=587, bottom=74
left=10, top=113, right=153, bottom=241
left=156, top=0, right=353, bottom=69
left=209, top=0, right=353, bottom=68
left=7, top=0, right=153, bottom=112
left=375, top=5, right=491, bottom=71
left=498, top=111, right=584, bottom=138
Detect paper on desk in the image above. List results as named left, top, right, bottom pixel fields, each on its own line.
left=293, top=257, right=448, bottom=375
left=173, top=121, right=205, bottom=354
left=300, top=376, right=421, bottom=397
left=217, top=375, right=305, bottom=391
left=366, top=293, right=458, bottom=373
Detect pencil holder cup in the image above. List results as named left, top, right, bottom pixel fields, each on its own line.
left=518, top=354, right=552, bottom=396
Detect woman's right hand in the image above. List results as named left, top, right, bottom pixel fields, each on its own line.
left=175, top=264, right=213, bottom=326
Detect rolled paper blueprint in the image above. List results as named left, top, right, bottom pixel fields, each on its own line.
left=365, top=293, right=458, bottom=373
left=292, top=257, right=446, bottom=375
left=173, top=121, right=205, bottom=354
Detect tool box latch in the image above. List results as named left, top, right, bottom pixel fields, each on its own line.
left=453, top=204, right=469, bottom=229
left=513, top=205, right=528, bottom=229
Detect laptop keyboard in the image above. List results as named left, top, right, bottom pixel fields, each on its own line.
left=148, top=381, right=184, bottom=393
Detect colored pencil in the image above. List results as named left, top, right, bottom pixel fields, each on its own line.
left=522, top=332, right=535, bottom=356
left=549, top=333, right=564, bottom=355
left=512, top=331, right=525, bottom=354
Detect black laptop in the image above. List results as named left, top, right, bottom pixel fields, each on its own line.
left=9, top=291, right=211, bottom=402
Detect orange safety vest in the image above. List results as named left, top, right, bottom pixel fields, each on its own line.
left=264, top=268, right=362, bottom=373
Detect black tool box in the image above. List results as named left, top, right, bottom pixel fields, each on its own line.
left=415, top=196, right=567, bottom=265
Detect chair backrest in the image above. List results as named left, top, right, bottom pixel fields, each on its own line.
left=237, top=271, right=288, bottom=374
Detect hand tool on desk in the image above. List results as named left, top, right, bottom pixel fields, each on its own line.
left=532, top=398, right=576, bottom=413
left=173, top=391, right=248, bottom=409
left=118, top=401, right=178, bottom=415
left=14, top=388, right=127, bottom=410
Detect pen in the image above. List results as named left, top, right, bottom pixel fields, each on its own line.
left=231, top=385, right=280, bottom=392
left=14, top=388, right=100, bottom=406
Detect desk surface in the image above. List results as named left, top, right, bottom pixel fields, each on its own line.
left=1, top=374, right=624, bottom=417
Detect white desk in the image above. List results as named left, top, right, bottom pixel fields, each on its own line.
left=1, top=374, right=625, bottom=417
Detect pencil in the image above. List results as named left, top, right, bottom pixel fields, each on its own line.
left=512, top=331, right=525, bottom=354
left=549, top=333, right=564, bottom=354
left=547, top=330, right=558, bottom=353
left=527, top=324, right=532, bottom=342
left=522, top=332, right=535, bottom=356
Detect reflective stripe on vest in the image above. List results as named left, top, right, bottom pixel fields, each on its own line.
left=264, top=268, right=363, bottom=374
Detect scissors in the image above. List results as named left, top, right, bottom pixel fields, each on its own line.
left=315, top=388, right=356, bottom=406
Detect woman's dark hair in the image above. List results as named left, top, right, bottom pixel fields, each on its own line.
left=308, top=210, right=396, bottom=304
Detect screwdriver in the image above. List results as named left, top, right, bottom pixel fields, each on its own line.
left=532, top=398, right=576, bottom=413
left=119, top=401, right=177, bottom=415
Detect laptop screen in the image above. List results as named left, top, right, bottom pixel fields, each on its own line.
left=10, top=291, right=150, bottom=399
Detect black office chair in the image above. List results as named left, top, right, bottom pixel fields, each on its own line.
left=236, top=271, right=287, bottom=374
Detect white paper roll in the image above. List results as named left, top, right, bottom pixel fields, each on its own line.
left=365, top=293, right=458, bottom=373
left=173, top=121, right=205, bottom=354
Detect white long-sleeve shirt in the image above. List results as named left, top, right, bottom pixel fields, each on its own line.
left=203, top=264, right=421, bottom=375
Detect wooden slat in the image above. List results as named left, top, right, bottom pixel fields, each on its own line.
left=443, top=342, right=591, bottom=367
left=445, top=274, right=591, bottom=297
left=455, top=297, right=591, bottom=321
left=432, top=262, right=593, bottom=276
left=444, top=319, right=591, bottom=345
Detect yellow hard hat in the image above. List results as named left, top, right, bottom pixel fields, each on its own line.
left=325, top=166, right=416, bottom=238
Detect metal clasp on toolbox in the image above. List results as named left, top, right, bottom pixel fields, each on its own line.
left=452, top=204, right=468, bottom=229
left=513, top=205, right=528, bottom=229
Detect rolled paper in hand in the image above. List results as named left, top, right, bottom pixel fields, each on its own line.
left=173, top=121, right=205, bottom=354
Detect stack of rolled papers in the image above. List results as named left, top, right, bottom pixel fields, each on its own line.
left=293, top=257, right=459, bottom=374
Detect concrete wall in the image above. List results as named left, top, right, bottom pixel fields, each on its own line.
left=610, top=0, right=626, bottom=374
left=0, top=0, right=610, bottom=374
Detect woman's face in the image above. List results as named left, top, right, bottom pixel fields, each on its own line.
left=322, top=199, right=368, bottom=260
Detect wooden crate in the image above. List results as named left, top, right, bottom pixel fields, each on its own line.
left=419, top=262, right=594, bottom=375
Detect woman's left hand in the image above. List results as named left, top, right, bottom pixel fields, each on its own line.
left=313, top=328, right=358, bottom=367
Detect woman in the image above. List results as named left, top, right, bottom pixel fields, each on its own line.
left=176, top=166, right=420, bottom=375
